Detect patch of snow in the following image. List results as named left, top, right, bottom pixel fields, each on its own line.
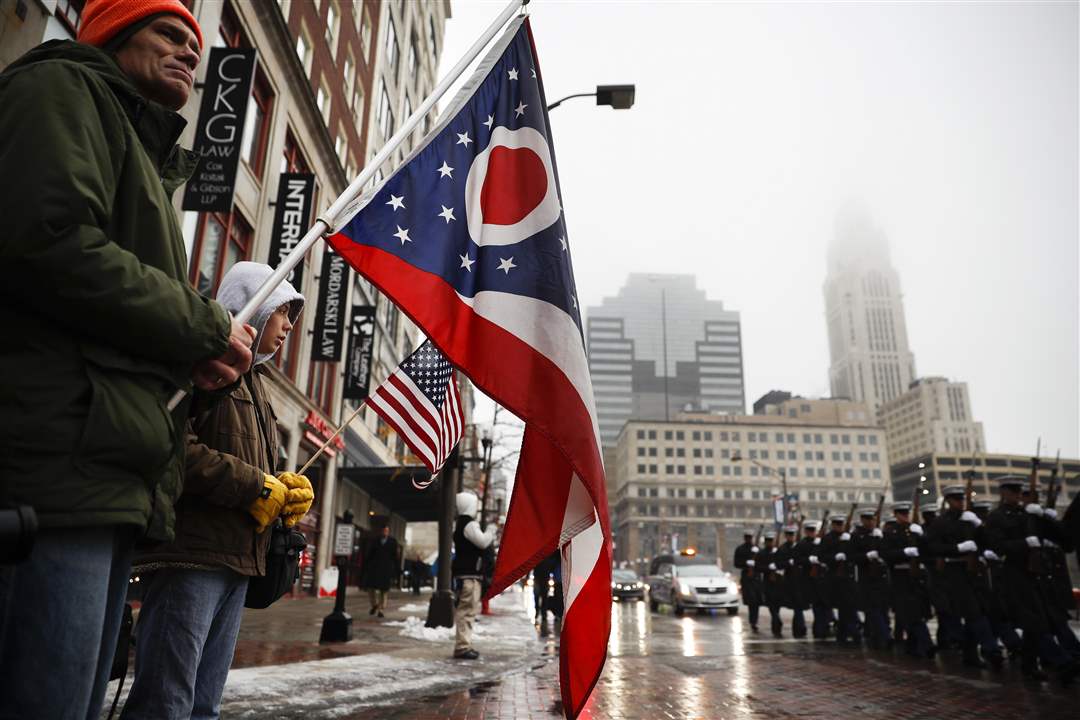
left=397, top=603, right=427, bottom=612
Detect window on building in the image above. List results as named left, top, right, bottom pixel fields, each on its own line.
left=843, top=451, right=852, bottom=461
left=705, top=448, right=714, bottom=458
left=648, top=430, right=657, bottom=440
left=665, top=447, right=674, bottom=458
left=427, top=14, right=439, bottom=58
left=858, top=434, right=866, bottom=445
left=188, top=210, right=252, bottom=298
left=750, top=466, right=758, bottom=477
left=734, top=490, right=744, bottom=499
left=872, top=469, right=881, bottom=479
left=676, top=431, right=685, bottom=441
left=720, top=432, right=728, bottom=441
left=871, top=452, right=880, bottom=462
left=665, top=465, right=674, bottom=474
left=677, top=465, right=686, bottom=474
left=637, top=429, right=645, bottom=440
left=407, top=33, right=419, bottom=81
left=637, top=447, right=645, bottom=457
left=831, top=451, right=840, bottom=461
left=637, top=464, right=646, bottom=473
left=693, top=465, right=702, bottom=475
left=787, top=433, right=795, bottom=443
left=815, top=433, right=823, bottom=444
left=307, top=360, right=336, bottom=414
left=353, top=82, right=366, bottom=134
left=358, top=4, right=372, bottom=59
left=723, top=489, right=732, bottom=498
left=748, top=449, right=757, bottom=460
left=734, top=465, right=742, bottom=476
left=845, top=469, right=854, bottom=479
left=775, top=432, right=784, bottom=442
left=842, top=434, right=851, bottom=444
left=859, top=452, right=868, bottom=462
left=830, top=434, right=839, bottom=444
left=869, top=435, right=878, bottom=445
left=833, top=468, right=842, bottom=478
left=334, top=130, right=347, bottom=167
left=239, top=70, right=273, bottom=177
left=722, top=466, right=731, bottom=476
left=325, top=1, right=340, bottom=55
left=761, top=450, right=769, bottom=459
left=704, top=431, right=713, bottom=441
left=385, top=15, right=400, bottom=79
left=648, top=447, right=657, bottom=457
left=316, top=79, right=331, bottom=124
left=676, top=448, right=685, bottom=457
left=706, top=465, right=713, bottom=474
left=861, top=469, right=870, bottom=479
left=748, top=432, right=756, bottom=442
left=804, top=451, right=813, bottom=461
left=296, top=28, right=313, bottom=74
left=376, top=80, right=394, bottom=140
left=693, top=448, right=701, bottom=458
left=343, top=54, right=355, bottom=107
left=664, top=430, right=673, bottom=440
left=817, top=468, right=826, bottom=478
left=816, top=451, right=824, bottom=461
left=649, top=487, right=658, bottom=497
left=55, top=0, right=85, bottom=35
left=787, top=450, right=796, bottom=460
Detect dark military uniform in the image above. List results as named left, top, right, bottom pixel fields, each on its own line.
left=775, top=528, right=806, bottom=638
left=733, top=535, right=762, bottom=631
left=794, top=525, right=831, bottom=639
left=984, top=481, right=1076, bottom=682
left=851, top=512, right=890, bottom=649
left=924, top=487, right=1001, bottom=667
left=881, top=504, right=933, bottom=658
left=761, top=536, right=786, bottom=637
left=972, top=501, right=1022, bottom=656
left=820, top=518, right=860, bottom=644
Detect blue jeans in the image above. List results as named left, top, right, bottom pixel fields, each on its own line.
left=120, top=568, right=249, bottom=720
left=0, top=524, right=135, bottom=720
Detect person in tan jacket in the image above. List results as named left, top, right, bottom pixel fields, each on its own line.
left=121, top=262, right=314, bottom=719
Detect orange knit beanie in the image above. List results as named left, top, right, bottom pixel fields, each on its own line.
left=77, top=0, right=204, bottom=51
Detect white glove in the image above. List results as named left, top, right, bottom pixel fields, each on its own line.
left=768, top=562, right=777, bottom=571
left=909, top=523, right=923, bottom=536
left=956, top=540, right=978, bottom=554
left=776, top=569, right=785, bottom=577
left=866, top=550, right=880, bottom=561
left=871, top=528, right=883, bottom=538
left=809, top=555, right=820, bottom=565
left=1025, top=536, right=1041, bottom=548
left=788, top=558, right=795, bottom=566
left=1025, top=504, right=1043, bottom=516
left=840, top=532, right=851, bottom=541
left=983, top=549, right=1000, bottom=561
left=813, top=538, right=821, bottom=546
left=960, top=511, right=982, bottom=527
left=1045, top=509, right=1058, bottom=520
left=834, top=552, right=847, bottom=562
left=1044, top=539, right=1058, bottom=549
left=904, top=546, right=920, bottom=558
left=746, top=559, right=755, bottom=568
left=750, top=546, right=759, bottom=554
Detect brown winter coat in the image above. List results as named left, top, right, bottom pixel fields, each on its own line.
left=134, top=368, right=278, bottom=575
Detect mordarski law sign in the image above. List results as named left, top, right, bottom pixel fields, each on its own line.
left=182, top=47, right=257, bottom=213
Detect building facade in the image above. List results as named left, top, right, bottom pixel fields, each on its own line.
left=586, top=274, right=746, bottom=448
left=0, top=0, right=457, bottom=594
left=891, top=452, right=1079, bottom=511
left=878, top=376, right=985, bottom=465
left=610, top=407, right=891, bottom=576
left=824, top=209, right=917, bottom=417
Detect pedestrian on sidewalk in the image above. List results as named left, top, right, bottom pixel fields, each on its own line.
left=452, top=492, right=495, bottom=659
left=121, top=262, right=314, bottom=720
left=362, top=525, right=399, bottom=618
left=0, top=2, right=257, bottom=717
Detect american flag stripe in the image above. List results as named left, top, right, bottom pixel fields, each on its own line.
left=365, top=341, right=463, bottom=473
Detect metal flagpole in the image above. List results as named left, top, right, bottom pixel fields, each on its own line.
left=168, top=0, right=528, bottom=411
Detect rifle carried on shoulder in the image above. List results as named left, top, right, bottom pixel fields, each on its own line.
left=1027, top=439, right=1043, bottom=575
left=809, top=508, right=828, bottom=578
left=746, top=523, right=764, bottom=578
left=1047, top=450, right=1061, bottom=511
left=963, top=466, right=978, bottom=574
left=910, top=482, right=922, bottom=574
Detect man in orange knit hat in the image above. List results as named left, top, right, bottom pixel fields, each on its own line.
left=0, top=2, right=258, bottom=717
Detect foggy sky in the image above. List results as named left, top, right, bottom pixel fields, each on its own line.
left=440, top=1, right=1079, bottom=458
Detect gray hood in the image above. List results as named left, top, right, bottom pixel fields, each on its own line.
left=216, top=262, right=304, bottom=366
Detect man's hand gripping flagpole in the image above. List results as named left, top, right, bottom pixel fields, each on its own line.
left=167, top=0, right=529, bottom=412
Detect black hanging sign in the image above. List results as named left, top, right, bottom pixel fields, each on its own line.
left=310, top=248, right=350, bottom=362
left=181, top=47, right=257, bottom=212
left=266, top=173, right=316, bottom=290
left=342, top=306, right=376, bottom=400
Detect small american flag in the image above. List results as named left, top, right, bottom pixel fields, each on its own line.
left=367, top=340, right=464, bottom=472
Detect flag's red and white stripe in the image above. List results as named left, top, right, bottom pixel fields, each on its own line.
left=367, top=365, right=463, bottom=473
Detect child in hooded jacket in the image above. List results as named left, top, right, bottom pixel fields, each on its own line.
left=122, top=263, right=315, bottom=719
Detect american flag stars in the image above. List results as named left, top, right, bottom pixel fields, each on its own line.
left=497, top=257, right=516, bottom=274
left=393, top=225, right=411, bottom=245
left=438, top=205, right=456, bottom=223
left=437, top=161, right=454, bottom=178
left=386, top=194, right=405, bottom=211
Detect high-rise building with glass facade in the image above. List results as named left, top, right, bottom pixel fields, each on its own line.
left=586, top=274, right=746, bottom=447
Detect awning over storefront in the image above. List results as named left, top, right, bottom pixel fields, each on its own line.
left=339, top=465, right=440, bottom=522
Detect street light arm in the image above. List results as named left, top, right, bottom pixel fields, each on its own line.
left=547, top=92, right=597, bottom=111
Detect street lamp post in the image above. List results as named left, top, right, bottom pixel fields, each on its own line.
left=547, top=84, right=636, bottom=111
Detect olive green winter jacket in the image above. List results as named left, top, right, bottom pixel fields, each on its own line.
left=0, top=41, right=231, bottom=540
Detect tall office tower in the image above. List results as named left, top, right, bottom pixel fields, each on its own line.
left=586, top=274, right=745, bottom=447
left=824, top=209, right=916, bottom=417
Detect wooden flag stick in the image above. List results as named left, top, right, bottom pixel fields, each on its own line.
left=297, top=401, right=366, bottom=476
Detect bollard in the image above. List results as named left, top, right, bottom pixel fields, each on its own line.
left=320, top=509, right=354, bottom=643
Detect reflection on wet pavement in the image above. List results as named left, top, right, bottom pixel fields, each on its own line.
left=341, top=600, right=1077, bottom=720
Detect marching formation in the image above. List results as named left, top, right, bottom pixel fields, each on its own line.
left=733, top=460, right=1079, bottom=687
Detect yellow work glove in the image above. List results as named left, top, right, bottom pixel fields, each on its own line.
left=248, top=474, right=287, bottom=533
left=277, top=471, right=314, bottom=527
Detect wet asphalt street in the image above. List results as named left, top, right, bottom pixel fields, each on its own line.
left=343, top=599, right=1077, bottom=720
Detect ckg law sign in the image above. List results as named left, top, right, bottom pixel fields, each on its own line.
left=182, top=48, right=257, bottom=212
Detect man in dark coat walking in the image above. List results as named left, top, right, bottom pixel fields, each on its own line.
left=0, top=2, right=255, bottom=716
left=733, top=529, right=762, bottom=632
left=362, top=525, right=400, bottom=618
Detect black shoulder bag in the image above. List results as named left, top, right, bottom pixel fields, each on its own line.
left=243, top=373, right=308, bottom=609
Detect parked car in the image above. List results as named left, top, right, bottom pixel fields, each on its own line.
left=611, top=568, right=645, bottom=602
left=646, top=549, right=739, bottom=616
